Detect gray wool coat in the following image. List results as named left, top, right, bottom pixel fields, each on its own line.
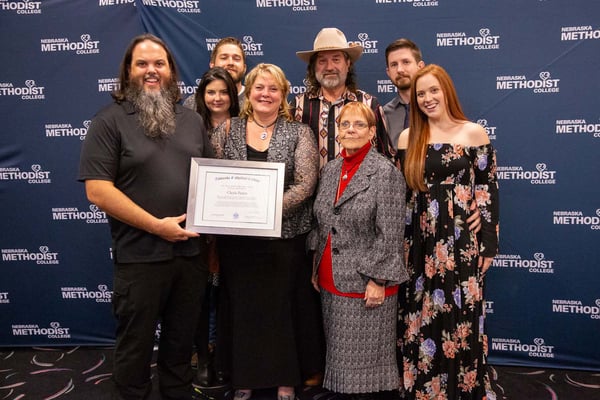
left=307, top=147, right=409, bottom=293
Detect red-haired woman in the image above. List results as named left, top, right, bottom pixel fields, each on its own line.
left=398, top=64, right=499, bottom=400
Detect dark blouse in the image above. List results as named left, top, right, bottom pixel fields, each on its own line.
left=246, top=145, right=268, bottom=162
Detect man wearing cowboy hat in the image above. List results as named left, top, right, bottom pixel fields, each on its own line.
left=289, top=28, right=396, bottom=390
left=292, top=27, right=395, bottom=172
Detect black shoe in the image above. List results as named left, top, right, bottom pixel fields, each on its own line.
left=214, top=370, right=229, bottom=386
left=195, top=361, right=214, bottom=387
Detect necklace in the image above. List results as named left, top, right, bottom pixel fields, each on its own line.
left=253, top=118, right=277, bottom=140
left=341, top=162, right=360, bottom=180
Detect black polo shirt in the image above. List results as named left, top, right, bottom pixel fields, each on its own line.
left=79, top=100, right=212, bottom=263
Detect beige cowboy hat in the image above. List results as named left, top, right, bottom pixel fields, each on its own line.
left=296, top=27, right=363, bottom=63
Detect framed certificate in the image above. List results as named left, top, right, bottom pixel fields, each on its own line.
left=186, top=158, right=285, bottom=237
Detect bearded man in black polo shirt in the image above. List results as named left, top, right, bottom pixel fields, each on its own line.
left=79, top=33, right=213, bottom=400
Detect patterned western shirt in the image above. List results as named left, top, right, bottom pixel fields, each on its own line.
left=292, top=88, right=395, bottom=172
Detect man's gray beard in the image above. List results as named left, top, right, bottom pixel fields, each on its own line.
left=125, top=84, right=177, bottom=138
left=316, top=71, right=346, bottom=90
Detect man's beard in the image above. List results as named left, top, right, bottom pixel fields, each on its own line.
left=125, top=83, right=177, bottom=138
left=316, top=71, right=346, bottom=90
left=226, top=67, right=243, bottom=84
left=394, top=75, right=411, bottom=91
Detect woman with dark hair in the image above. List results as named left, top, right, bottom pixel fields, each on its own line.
left=184, top=66, right=240, bottom=158
left=398, top=64, right=499, bottom=400
left=184, top=66, right=239, bottom=388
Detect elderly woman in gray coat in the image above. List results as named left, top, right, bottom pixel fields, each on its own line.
left=307, top=102, right=408, bottom=400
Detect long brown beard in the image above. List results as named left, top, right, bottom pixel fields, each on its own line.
left=125, top=83, right=177, bottom=138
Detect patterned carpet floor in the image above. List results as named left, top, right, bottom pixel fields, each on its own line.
left=1, top=347, right=600, bottom=400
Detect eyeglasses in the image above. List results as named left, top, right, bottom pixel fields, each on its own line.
left=339, top=121, right=369, bottom=130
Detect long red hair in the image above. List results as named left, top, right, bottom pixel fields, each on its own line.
left=403, top=64, right=468, bottom=191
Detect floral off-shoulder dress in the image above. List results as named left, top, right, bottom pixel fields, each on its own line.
left=398, top=143, right=499, bottom=400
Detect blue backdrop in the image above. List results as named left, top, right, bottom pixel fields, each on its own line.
left=1, top=0, right=599, bottom=371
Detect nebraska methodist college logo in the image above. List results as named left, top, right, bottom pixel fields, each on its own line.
left=553, top=209, right=600, bottom=230
left=99, top=0, right=135, bottom=6
left=205, top=36, right=264, bottom=56
left=241, top=36, right=264, bottom=56
left=561, top=25, right=600, bottom=41
left=496, top=72, right=560, bottom=94
left=477, top=119, right=497, bottom=140
left=491, top=337, right=555, bottom=359
left=349, top=33, right=379, bottom=54
left=290, top=78, right=308, bottom=96
left=255, top=0, right=317, bottom=12
left=12, top=322, right=71, bottom=339
left=52, top=204, right=108, bottom=224
left=61, top=284, right=112, bottom=303
left=556, top=119, right=600, bottom=137
left=178, top=80, right=197, bottom=97
left=496, top=163, right=557, bottom=185
left=1, top=246, right=59, bottom=265
left=40, top=34, right=100, bottom=55
left=0, top=0, right=42, bottom=14
left=0, top=164, right=51, bottom=184
left=493, top=253, right=555, bottom=274
left=485, top=299, right=494, bottom=314
left=45, top=120, right=90, bottom=140
left=139, top=0, right=200, bottom=13
left=552, top=299, right=600, bottom=320
left=0, top=80, right=45, bottom=100
left=374, top=0, right=439, bottom=7
left=436, top=28, right=500, bottom=50
left=98, top=77, right=119, bottom=93
left=376, top=78, right=395, bottom=96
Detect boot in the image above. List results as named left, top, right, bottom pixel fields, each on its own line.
left=194, top=353, right=214, bottom=387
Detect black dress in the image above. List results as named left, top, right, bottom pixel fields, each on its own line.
left=399, top=144, right=499, bottom=400
left=218, top=145, right=308, bottom=389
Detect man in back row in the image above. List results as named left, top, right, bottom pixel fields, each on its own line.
left=288, top=27, right=397, bottom=388
left=210, top=36, right=247, bottom=99
left=382, top=38, right=425, bottom=150
left=184, top=36, right=247, bottom=110
left=292, top=27, right=395, bottom=172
